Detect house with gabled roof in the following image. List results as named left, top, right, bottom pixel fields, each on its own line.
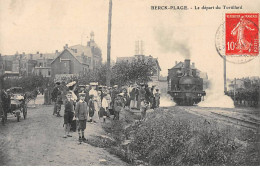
left=51, top=37, right=102, bottom=77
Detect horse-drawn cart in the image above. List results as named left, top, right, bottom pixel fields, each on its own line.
left=7, top=87, right=27, bottom=122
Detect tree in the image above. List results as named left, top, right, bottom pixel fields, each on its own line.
left=112, top=59, right=156, bottom=86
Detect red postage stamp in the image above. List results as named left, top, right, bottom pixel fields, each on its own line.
left=225, top=13, right=259, bottom=56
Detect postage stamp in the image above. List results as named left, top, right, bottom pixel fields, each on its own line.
left=225, top=13, right=259, bottom=56
left=215, top=13, right=259, bottom=64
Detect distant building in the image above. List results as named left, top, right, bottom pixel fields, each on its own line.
left=51, top=38, right=102, bottom=77
left=116, top=54, right=161, bottom=85
left=227, top=76, right=260, bottom=92
left=33, top=52, right=59, bottom=77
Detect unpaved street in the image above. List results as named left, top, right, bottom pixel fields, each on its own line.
left=0, top=95, right=126, bottom=166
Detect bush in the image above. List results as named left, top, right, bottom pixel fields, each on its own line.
left=127, top=108, right=257, bottom=166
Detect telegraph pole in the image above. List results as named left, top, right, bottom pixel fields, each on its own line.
left=106, top=0, right=112, bottom=87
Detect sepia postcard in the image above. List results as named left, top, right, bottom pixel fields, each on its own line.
left=0, top=0, right=259, bottom=166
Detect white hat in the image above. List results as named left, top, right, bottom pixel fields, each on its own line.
left=90, top=82, right=98, bottom=86
left=118, top=93, right=124, bottom=97
left=66, top=81, right=76, bottom=87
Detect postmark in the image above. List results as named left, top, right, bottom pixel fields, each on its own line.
left=215, top=13, right=259, bottom=64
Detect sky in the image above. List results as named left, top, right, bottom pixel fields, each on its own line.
left=0, top=0, right=259, bottom=80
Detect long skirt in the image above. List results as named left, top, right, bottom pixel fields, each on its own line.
left=130, top=99, right=136, bottom=108
left=92, top=101, right=99, bottom=122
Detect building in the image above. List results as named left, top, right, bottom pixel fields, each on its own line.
left=116, top=54, right=161, bottom=85
left=168, top=60, right=208, bottom=90
left=51, top=38, right=102, bottom=78
left=0, top=32, right=102, bottom=78
left=227, top=77, right=260, bottom=92
left=33, top=52, right=59, bottom=77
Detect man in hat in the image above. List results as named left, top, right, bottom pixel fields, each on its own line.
left=111, top=85, right=120, bottom=112
left=84, top=85, right=90, bottom=103
left=52, top=82, right=61, bottom=116
left=154, top=89, right=160, bottom=108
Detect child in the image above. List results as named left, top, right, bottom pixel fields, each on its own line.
left=63, top=92, right=74, bottom=138
left=154, top=89, right=160, bottom=108
left=140, top=99, right=149, bottom=121
left=113, top=94, right=123, bottom=120
left=75, top=93, right=88, bottom=143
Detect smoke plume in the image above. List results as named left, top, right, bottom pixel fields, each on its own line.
left=160, top=94, right=176, bottom=107
left=154, top=26, right=190, bottom=59
left=198, top=77, right=234, bottom=108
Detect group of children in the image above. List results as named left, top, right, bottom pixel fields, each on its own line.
left=59, top=81, right=161, bottom=143
left=63, top=91, right=89, bottom=143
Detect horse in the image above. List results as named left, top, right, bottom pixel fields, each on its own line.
left=24, top=88, right=40, bottom=107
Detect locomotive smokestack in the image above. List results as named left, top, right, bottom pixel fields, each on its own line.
left=184, top=59, right=191, bottom=76
left=184, top=59, right=190, bottom=69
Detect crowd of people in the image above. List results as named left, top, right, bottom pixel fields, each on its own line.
left=48, top=81, right=161, bottom=143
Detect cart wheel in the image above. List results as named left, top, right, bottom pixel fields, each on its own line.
left=23, top=104, right=27, bottom=119
left=1, top=116, right=5, bottom=125
left=16, top=112, right=20, bottom=122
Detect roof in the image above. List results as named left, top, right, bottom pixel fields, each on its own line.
left=1, top=52, right=59, bottom=61
left=170, top=61, right=196, bottom=69
left=51, top=49, right=82, bottom=65
left=69, top=44, right=93, bottom=58
left=116, top=57, right=135, bottom=63
left=51, top=42, right=102, bottom=65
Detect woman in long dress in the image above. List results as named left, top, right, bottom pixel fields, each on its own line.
left=89, top=84, right=99, bottom=123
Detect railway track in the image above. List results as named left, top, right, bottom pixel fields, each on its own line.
left=163, top=106, right=260, bottom=131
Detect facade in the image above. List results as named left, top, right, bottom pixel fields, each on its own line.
left=51, top=39, right=102, bottom=77
left=227, top=77, right=260, bottom=92
left=33, top=52, right=58, bottom=77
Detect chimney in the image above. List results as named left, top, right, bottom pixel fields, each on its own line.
left=192, top=62, right=195, bottom=68
left=36, top=51, right=39, bottom=54
left=75, top=49, right=77, bottom=53
left=40, top=53, right=43, bottom=57
left=55, top=50, right=58, bottom=53
left=64, top=44, right=68, bottom=49
left=175, top=61, right=177, bottom=65
left=30, top=54, right=33, bottom=60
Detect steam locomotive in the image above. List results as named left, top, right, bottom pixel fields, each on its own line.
left=167, top=59, right=206, bottom=106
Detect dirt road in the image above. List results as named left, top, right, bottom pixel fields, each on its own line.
left=0, top=95, right=126, bottom=166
